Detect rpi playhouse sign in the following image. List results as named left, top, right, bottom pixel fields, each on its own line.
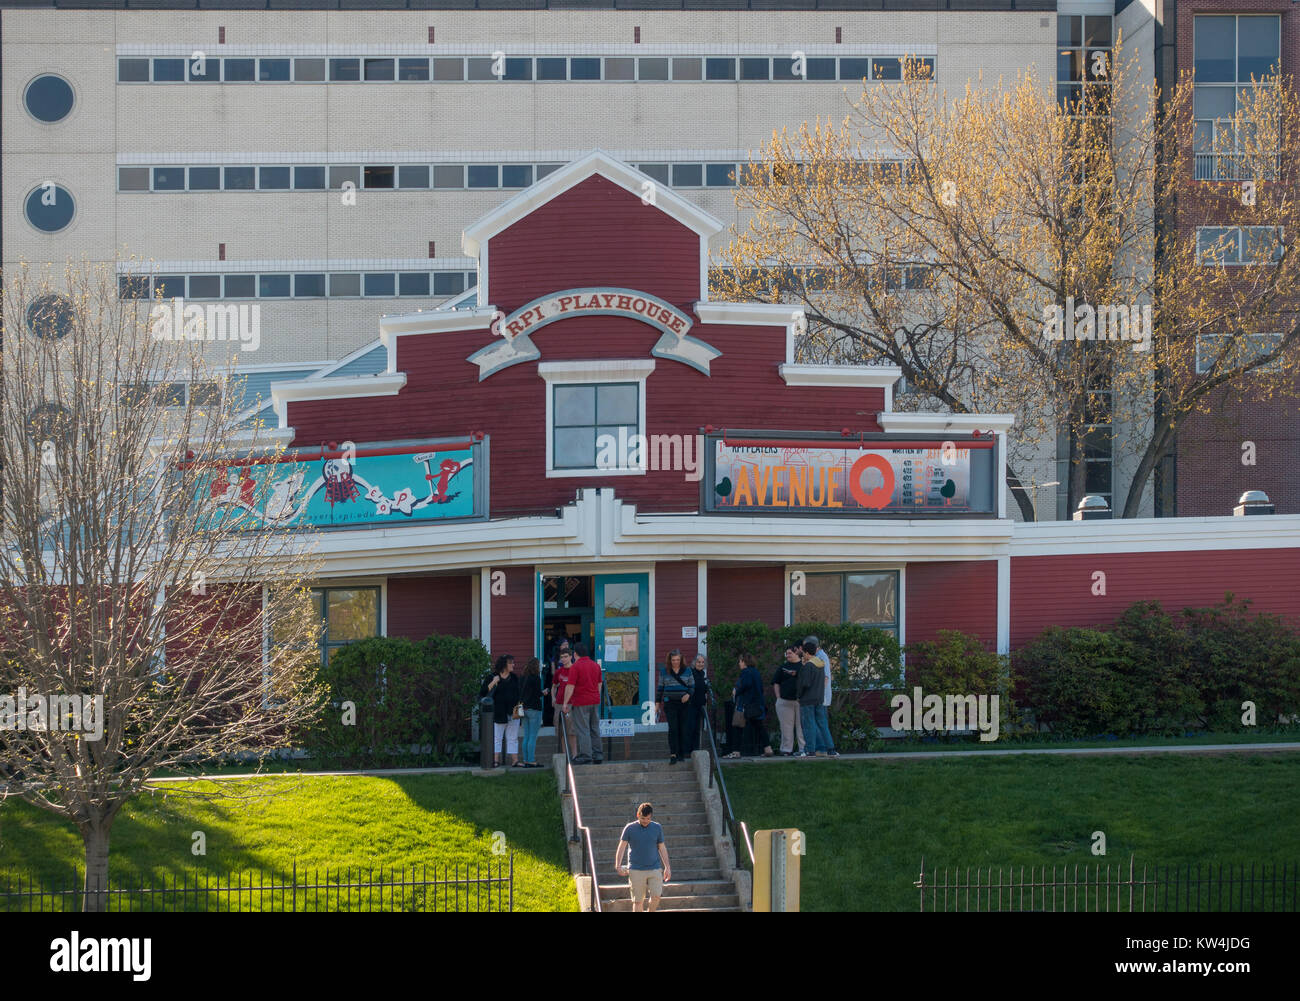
left=469, top=286, right=722, bottom=379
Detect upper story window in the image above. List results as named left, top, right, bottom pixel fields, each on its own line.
left=1057, top=13, right=1112, bottom=114
left=540, top=360, right=654, bottom=477
left=1195, top=332, right=1283, bottom=374
left=1194, top=15, right=1280, bottom=180
left=1196, top=225, right=1283, bottom=265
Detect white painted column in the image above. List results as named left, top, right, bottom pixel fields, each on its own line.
left=478, top=568, right=492, bottom=649
left=996, top=556, right=1011, bottom=655
left=696, top=560, right=708, bottom=656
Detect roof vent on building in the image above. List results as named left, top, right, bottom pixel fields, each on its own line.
left=1233, top=490, right=1274, bottom=516
left=1073, top=495, right=1111, bottom=521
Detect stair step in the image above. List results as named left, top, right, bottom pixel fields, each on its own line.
left=598, top=880, right=734, bottom=898
left=601, top=894, right=740, bottom=912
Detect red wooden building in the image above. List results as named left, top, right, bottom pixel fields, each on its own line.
left=247, top=151, right=1300, bottom=721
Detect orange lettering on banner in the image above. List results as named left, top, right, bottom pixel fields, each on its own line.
left=849, top=454, right=895, bottom=509
left=734, top=466, right=754, bottom=506
left=827, top=467, right=843, bottom=507
left=807, top=467, right=826, bottom=507
left=771, top=466, right=785, bottom=505
left=755, top=466, right=772, bottom=505
left=788, top=466, right=807, bottom=506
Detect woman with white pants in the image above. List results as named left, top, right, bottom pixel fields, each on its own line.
left=480, top=655, right=521, bottom=768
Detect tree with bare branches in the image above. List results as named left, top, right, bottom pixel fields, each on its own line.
left=0, top=264, right=328, bottom=910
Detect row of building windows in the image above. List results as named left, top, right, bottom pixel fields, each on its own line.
left=117, top=54, right=935, bottom=85
left=1195, top=226, right=1283, bottom=266
left=119, top=270, right=477, bottom=300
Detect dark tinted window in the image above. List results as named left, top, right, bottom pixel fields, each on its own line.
left=434, top=271, right=466, bottom=295
left=706, top=163, right=735, bottom=187
left=329, top=165, right=360, bottom=190
left=504, top=58, right=532, bottom=81
left=26, top=294, right=74, bottom=339
left=118, top=59, right=149, bottom=83
left=433, top=165, right=464, bottom=188
left=432, top=58, right=463, bottom=81
left=153, top=276, right=185, bottom=299
left=705, top=58, right=735, bottom=81
left=224, top=166, right=255, bottom=190
left=294, top=58, right=325, bottom=82
left=740, top=58, right=770, bottom=80
left=224, top=274, right=256, bottom=298
left=260, top=166, right=291, bottom=189
left=118, top=167, right=149, bottom=191
left=364, top=58, right=395, bottom=81
left=329, top=273, right=360, bottom=297
left=259, top=58, right=291, bottom=81
left=467, top=164, right=499, bottom=188
left=259, top=274, right=291, bottom=298
left=398, top=58, right=429, bottom=81
left=639, top=58, right=669, bottom=81
left=571, top=57, right=601, bottom=80
left=639, top=163, right=670, bottom=186
left=398, top=165, right=429, bottom=188
left=806, top=57, right=837, bottom=81
left=24, top=184, right=75, bottom=232
left=294, top=273, right=326, bottom=297
left=840, top=58, right=871, bottom=81
left=153, top=167, right=185, bottom=191
left=330, top=58, right=360, bottom=82
left=872, top=58, right=901, bottom=80
left=295, top=165, right=326, bottom=189
left=188, top=275, right=221, bottom=298
left=189, top=166, right=220, bottom=190
left=537, top=57, right=567, bottom=80
left=502, top=164, right=533, bottom=188
left=224, top=58, right=255, bottom=81
left=119, top=275, right=150, bottom=299
left=398, top=272, right=430, bottom=296
left=672, top=164, right=703, bottom=187
left=363, top=165, right=395, bottom=189
left=153, top=59, right=185, bottom=82
left=364, top=273, right=395, bottom=297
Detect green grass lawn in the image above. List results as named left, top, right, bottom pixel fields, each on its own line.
left=724, top=752, right=1300, bottom=912
left=0, top=773, right=576, bottom=912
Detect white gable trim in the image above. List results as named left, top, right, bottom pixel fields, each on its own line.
left=271, top=373, right=407, bottom=427
left=877, top=412, right=1015, bottom=434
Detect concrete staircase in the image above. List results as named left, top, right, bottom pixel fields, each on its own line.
left=558, top=732, right=745, bottom=912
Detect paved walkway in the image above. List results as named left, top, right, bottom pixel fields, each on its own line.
left=146, top=740, right=1300, bottom=782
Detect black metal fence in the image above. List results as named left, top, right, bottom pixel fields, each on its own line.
left=1, top=856, right=513, bottom=912
left=917, top=856, right=1297, bottom=912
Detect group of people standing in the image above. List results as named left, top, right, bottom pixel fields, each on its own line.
left=770, top=636, right=839, bottom=757
left=478, top=654, right=545, bottom=768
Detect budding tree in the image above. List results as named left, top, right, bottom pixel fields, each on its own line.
left=0, top=264, right=327, bottom=910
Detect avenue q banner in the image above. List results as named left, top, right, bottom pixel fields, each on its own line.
left=705, top=435, right=998, bottom=516
left=192, top=438, right=483, bottom=530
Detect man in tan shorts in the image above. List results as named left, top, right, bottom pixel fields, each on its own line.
left=615, top=802, right=672, bottom=912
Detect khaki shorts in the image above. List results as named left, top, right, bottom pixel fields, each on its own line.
left=628, top=868, right=664, bottom=900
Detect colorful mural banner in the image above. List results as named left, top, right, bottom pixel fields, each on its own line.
left=709, top=440, right=986, bottom=514
left=201, top=443, right=476, bottom=529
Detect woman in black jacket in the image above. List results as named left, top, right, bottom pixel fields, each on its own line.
left=479, top=655, right=521, bottom=768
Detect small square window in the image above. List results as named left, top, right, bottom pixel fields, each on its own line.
left=330, top=165, right=361, bottom=190
left=537, top=57, right=567, bottom=80
left=605, top=58, right=636, bottom=81
left=119, top=275, right=150, bottom=299
left=672, top=163, right=703, bottom=187
left=153, top=275, right=185, bottom=299
left=398, top=165, right=429, bottom=189
left=329, top=273, right=360, bottom=297
left=363, top=165, right=395, bottom=189
left=639, top=163, right=670, bottom=186
left=188, top=275, right=221, bottom=298
left=872, top=58, right=902, bottom=80
left=639, top=57, right=669, bottom=81
left=740, top=57, right=770, bottom=81
left=434, top=271, right=466, bottom=295
left=330, top=58, right=361, bottom=82
left=398, top=58, right=430, bottom=81
left=259, top=58, right=291, bottom=82
left=433, top=165, right=465, bottom=188
left=504, top=58, right=532, bottom=81
left=468, top=164, right=499, bottom=188
left=399, top=272, right=430, bottom=296
left=502, top=164, right=533, bottom=188
left=706, top=163, right=736, bottom=187
left=224, top=58, right=255, bottom=82
left=118, top=59, right=149, bottom=83
left=705, top=58, right=735, bottom=81
left=432, top=58, right=464, bottom=81
left=467, top=58, right=496, bottom=81
left=535, top=163, right=562, bottom=180
left=224, top=274, right=256, bottom=298
left=153, top=59, right=185, bottom=82
left=260, top=166, right=291, bottom=190
left=364, top=273, right=396, bottom=297
left=259, top=274, right=291, bottom=298
left=840, top=58, right=871, bottom=81
left=188, top=166, right=220, bottom=190
left=118, top=167, right=149, bottom=192
left=294, top=273, right=326, bottom=298
left=295, top=165, right=326, bottom=189
left=571, top=57, right=601, bottom=81
left=294, top=58, right=326, bottom=82
left=153, top=167, right=185, bottom=191
left=188, top=57, right=220, bottom=82
left=671, top=57, right=702, bottom=81
left=224, top=166, right=255, bottom=190
left=363, top=58, right=395, bottom=81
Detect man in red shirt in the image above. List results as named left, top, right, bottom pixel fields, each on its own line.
left=561, top=643, right=603, bottom=764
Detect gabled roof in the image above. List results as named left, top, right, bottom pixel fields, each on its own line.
left=461, top=149, right=724, bottom=259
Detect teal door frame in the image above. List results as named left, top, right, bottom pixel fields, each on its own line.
left=593, top=573, right=650, bottom=721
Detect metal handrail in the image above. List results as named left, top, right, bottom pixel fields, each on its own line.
left=701, top=688, right=755, bottom=872
left=557, top=710, right=602, bottom=913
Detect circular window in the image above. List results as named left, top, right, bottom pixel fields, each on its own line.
left=23, top=74, right=74, bottom=123
left=24, top=183, right=75, bottom=233
left=26, top=293, right=74, bottom=340
left=25, top=403, right=73, bottom=442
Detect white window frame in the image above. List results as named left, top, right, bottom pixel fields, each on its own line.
left=540, top=359, right=655, bottom=478
left=1196, top=225, right=1283, bottom=265
left=1195, top=332, right=1283, bottom=374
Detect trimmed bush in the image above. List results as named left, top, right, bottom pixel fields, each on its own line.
left=903, top=629, right=1018, bottom=736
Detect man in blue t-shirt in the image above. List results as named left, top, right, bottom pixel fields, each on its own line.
left=615, top=802, right=672, bottom=911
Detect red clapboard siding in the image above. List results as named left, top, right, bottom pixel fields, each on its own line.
left=1010, top=549, right=1300, bottom=648
left=905, top=561, right=998, bottom=649
left=708, top=566, right=786, bottom=630
left=386, top=576, right=472, bottom=640
left=654, top=561, right=699, bottom=669
left=487, top=566, right=536, bottom=662
left=285, top=175, right=886, bottom=517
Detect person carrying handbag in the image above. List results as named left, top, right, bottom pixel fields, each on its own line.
left=655, top=649, right=696, bottom=765
left=727, top=653, right=773, bottom=758
left=479, top=654, right=521, bottom=768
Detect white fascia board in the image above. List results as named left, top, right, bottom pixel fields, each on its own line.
left=1009, top=514, right=1300, bottom=557
left=462, top=150, right=723, bottom=259
left=538, top=359, right=656, bottom=382
left=378, top=307, right=498, bottom=374
left=693, top=301, right=802, bottom=326
left=779, top=364, right=903, bottom=388
left=877, top=412, right=1016, bottom=434
left=271, top=373, right=407, bottom=427
left=216, top=426, right=297, bottom=452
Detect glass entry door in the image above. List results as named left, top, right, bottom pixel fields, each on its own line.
left=593, top=574, right=649, bottom=721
